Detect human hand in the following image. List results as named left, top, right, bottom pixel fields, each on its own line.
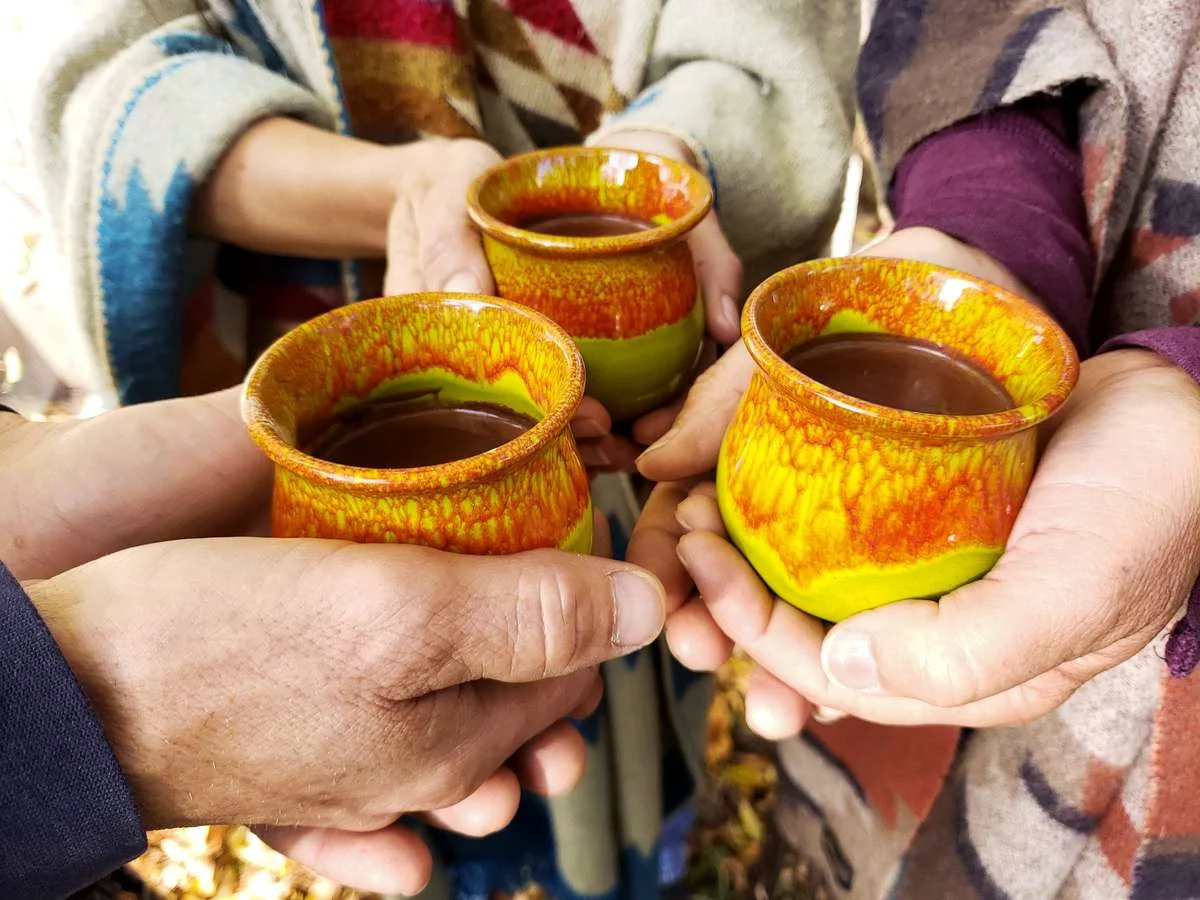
left=29, top=535, right=665, bottom=893
left=0, top=388, right=272, bottom=580
left=628, top=226, right=1091, bottom=735
left=668, top=349, right=1200, bottom=733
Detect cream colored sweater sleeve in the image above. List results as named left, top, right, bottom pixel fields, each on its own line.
left=587, top=0, right=859, bottom=267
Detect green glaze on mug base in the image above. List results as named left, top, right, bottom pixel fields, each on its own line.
left=576, top=293, right=703, bottom=421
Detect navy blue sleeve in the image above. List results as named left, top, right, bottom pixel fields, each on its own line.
left=0, top=562, right=147, bottom=898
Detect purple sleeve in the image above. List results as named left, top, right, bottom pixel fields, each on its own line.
left=889, top=104, right=1095, bottom=354
left=1101, top=328, right=1200, bottom=678
left=893, top=110, right=1200, bottom=678
left=0, top=561, right=147, bottom=896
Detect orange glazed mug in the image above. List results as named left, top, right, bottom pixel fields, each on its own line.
left=467, top=146, right=709, bottom=421
left=717, top=258, right=1079, bottom=622
left=242, top=293, right=592, bottom=554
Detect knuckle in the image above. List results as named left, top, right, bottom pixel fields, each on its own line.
left=918, top=637, right=987, bottom=708
left=513, top=552, right=589, bottom=679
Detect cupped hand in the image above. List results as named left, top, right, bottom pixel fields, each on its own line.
left=29, top=535, right=665, bottom=894
left=628, top=226, right=1200, bottom=739
left=669, top=349, right=1200, bottom=733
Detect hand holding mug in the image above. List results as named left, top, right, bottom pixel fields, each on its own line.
left=628, top=229, right=1200, bottom=739
left=30, top=534, right=665, bottom=894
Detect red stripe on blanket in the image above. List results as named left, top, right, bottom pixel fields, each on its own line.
left=808, top=719, right=959, bottom=829
left=1145, top=668, right=1200, bottom=837
left=324, top=0, right=462, bottom=47
left=502, top=0, right=597, bottom=52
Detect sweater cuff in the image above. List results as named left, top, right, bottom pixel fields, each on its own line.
left=92, top=52, right=331, bottom=406
left=1100, top=327, right=1200, bottom=678
left=890, top=106, right=1094, bottom=354
left=0, top=563, right=146, bottom=897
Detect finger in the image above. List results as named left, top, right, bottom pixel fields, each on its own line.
left=677, top=530, right=828, bottom=693
left=409, top=547, right=665, bottom=689
left=632, top=400, right=682, bottom=446
left=511, top=719, right=587, bottom=796
left=745, top=664, right=811, bottom=740
left=572, top=397, right=612, bottom=439
left=569, top=670, right=605, bottom=719
left=676, top=489, right=725, bottom=537
left=383, top=196, right=427, bottom=295
left=664, top=599, right=734, bottom=670
left=426, top=671, right=597, bottom=804
left=255, top=824, right=432, bottom=895
left=627, top=481, right=698, bottom=612
left=591, top=508, right=613, bottom=560
left=423, top=768, right=521, bottom=836
left=687, top=213, right=743, bottom=344
left=415, top=150, right=499, bottom=295
left=578, top=435, right=639, bottom=472
left=636, top=341, right=755, bottom=482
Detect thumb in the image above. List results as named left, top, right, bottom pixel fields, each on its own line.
left=688, top=213, right=743, bottom=344
left=819, top=516, right=1158, bottom=708
left=424, top=548, right=665, bottom=689
left=256, top=824, right=433, bottom=896
left=385, top=142, right=498, bottom=296
left=636, top=339, right=755, bottom=481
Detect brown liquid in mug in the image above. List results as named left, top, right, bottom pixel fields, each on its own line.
left=522, top=213, right=654, bottom=237
left=783, top=332, right=1012, bottom=416
left=305, top=397, right=537, bottom=469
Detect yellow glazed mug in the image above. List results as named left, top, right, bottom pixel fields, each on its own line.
left=717, top=258, right=1079, bottom=622
left=242, top=293, right=592, bottom=554
left=467, top=146, right=709, bottom=421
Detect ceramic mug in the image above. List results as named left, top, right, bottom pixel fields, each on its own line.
left=717, top=258, right=1079, bottom=622
left=243, top=293, right=593, bottom=554
left=467, top=146, right=709, bottom=421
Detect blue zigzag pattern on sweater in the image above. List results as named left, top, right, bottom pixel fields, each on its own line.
left=97, top=58, right=201, bottom=404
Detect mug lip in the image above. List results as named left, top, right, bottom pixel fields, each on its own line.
left=742, top=257, right=1080, bottom=439
left=465, top=145, right=712, bottom=258
left=241, top=293, right=585, bottom=492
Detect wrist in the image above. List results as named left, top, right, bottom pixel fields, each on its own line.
left=24, top=573, right=164, bottom=825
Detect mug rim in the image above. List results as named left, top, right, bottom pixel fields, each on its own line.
left=465, top=145, right=712, bottom=258
left=241, top=293, right=586, bottom=492
left=742, top=257, right=1080, bottom=440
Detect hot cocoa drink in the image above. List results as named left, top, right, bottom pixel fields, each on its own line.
left=783, top=332, right=1012, bottom=416
left=305, top=396, right=536, bottom=469
left=522, top=213, right=653, bottom=238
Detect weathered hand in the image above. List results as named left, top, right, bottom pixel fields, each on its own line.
left=29, top=536, right=665, bottom=893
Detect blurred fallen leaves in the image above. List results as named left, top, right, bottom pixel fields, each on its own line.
left=128, top=827, right=375, bottom=900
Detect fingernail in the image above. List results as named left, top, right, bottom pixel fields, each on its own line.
left=675, top=509, right=696, bottom=533
left=822, top=631, right=880, bottom=692
left=442, top=271, right=482, bottom=294
left=812, top=706, right=847, bottom=725
left=609, top=571, right=666, bottom=647
left=720, top=294, right=740, bottom=333
left=572, top=419, right=608, bottom=439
